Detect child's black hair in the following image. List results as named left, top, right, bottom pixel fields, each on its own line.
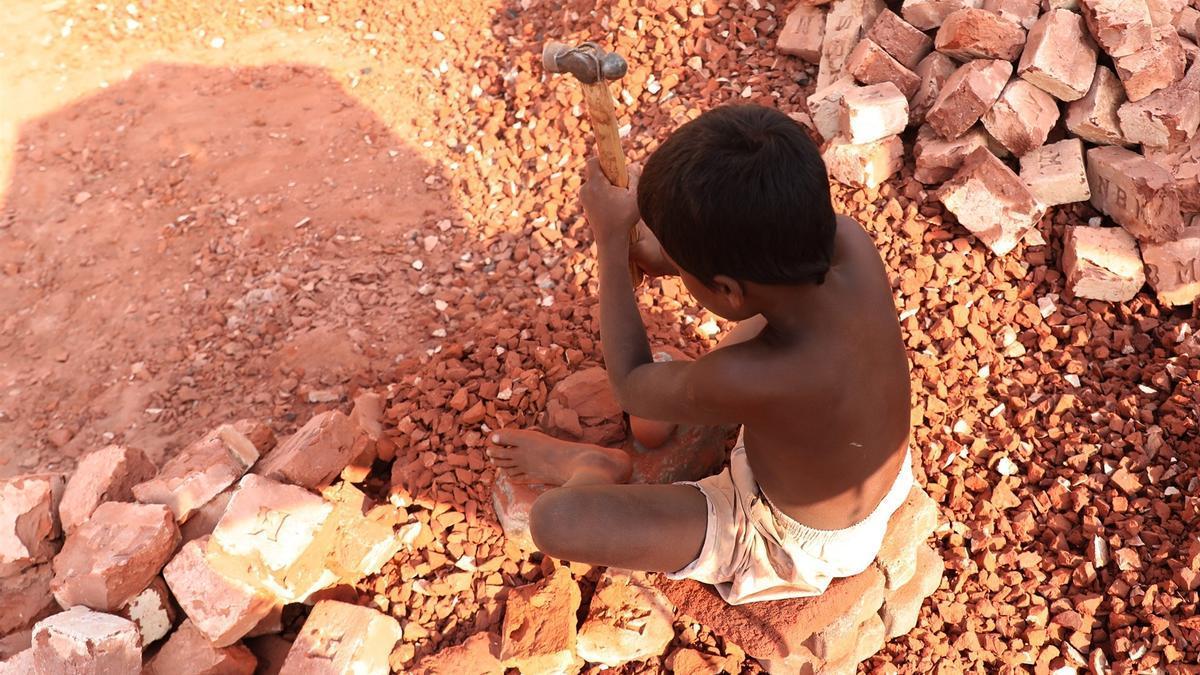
left=636, top=104, right=837, bottom=286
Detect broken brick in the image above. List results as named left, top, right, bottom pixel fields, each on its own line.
left=1017, top=9, right=1099, bottom=101
left=777, top=4, right=826, bottom=64
left=1144, top=139, right=1200, bottom=211
left=577, top=569, right=675, bottom=667
left=839, top=83, right=909, bottom=144
left=913, top=124, right=989, bottom=185
left=500, top=567, right=582, bottom=673
left=0, top=473, right=64, bottom=577
left=867, top=9, right=933, bottom=69
left=926, top=59, right=1012, bottom=139
left=1020, top=139, right=1091, bottom=207
left=910, top=52, right=958, bottom=125
left=902, top=0, right=986, bottom=31
left=936, top=147, right=1044, bottom=255
left=823, top=135, right=905, bottom=189
left=801, top=572, right=887, bottom=662
left=1142, top=225, right=1200, bottom=305
left=983, top=0, right=1040, bottom=28
left=133, top=423, right=261, bottom=522
left=1081, top=0, right=1153, bottom=57
left=32, top=607, right=141, bottom=675
left=280, top=600, right=401, bottom=675
left=1065, top=65, right=1130, bottom=145
left=254, top=411, right=358, bottom=490
left=59, top=445, right=156, bottom=534
left=1116, top=63, right=1200, bottom=148
left=879, top=544, right=945, bottom=639
left=806, top=76, right=859, bottom=141
left=875, top=485, right=940, bottom=589
left=410, top=632, right=503, bottom=675
left=0, top=564, right=57, bottom=637
left=817, top=0, right=886, bottom=91
left=119, top=577, right=176, bottom=646
left=1062, top=226, right=1146, bottom=301
left=147, top=620, right=257, bottom=675
left=844, top=39, right=921, bottom=98
left=162, top=536, right=277, bottom=648
left=935, top=8, right=1027, bottom=61
left=1086, top=145, right=1184, bottom=243
left=981, top=79, right=1060, bottom=156
left=1114, top=27, right=1187, bottom=101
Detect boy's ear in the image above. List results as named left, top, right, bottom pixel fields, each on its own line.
left=711, top=274, right=745, bottom=310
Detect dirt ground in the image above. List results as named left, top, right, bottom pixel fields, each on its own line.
left=3, top=0, right=1200, bottom=672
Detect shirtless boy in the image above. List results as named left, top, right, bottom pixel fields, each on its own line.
left=488, top=104, right=913, bottom=604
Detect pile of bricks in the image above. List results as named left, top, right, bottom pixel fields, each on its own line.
left=781, top=0, right=1200, bottom=306
left=0, top=392, right=412, bottom=674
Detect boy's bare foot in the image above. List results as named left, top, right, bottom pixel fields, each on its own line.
left=487, top=429, right=633, bottom=487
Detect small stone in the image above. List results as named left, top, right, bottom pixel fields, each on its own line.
left=982, top=79, right=1060, bottom=156
left=51, top=501, right=180, bottom=612
left=937, top=147, right=1044, bottom=255
left=777, top=4, right=825, bottom=63
left=935, top=8, right=1027, bottom=61
left=1062, top=226, right=1146, bottom=301
left=60, top=444, right=156, bottom=534
left=1081, top=0, right=1153, bottom=58
left=867, top=9, right=934, bottom=69
left=1086, top=145, right=1184, bottom=243
left=254, top=411, right=360, bottom=490
left=1065, top=65, right=1130, bottom=144
left=823, top=135, right=905, bottom=189
left=279, top=601, right=401, bottom=675
left=32, top=607, right=141, bottom=675
left=500, top=568, right=582, bottom=673
left=844, top=39, right=921, bottom=97
left=1020, top=139, right=1091, bottom=206
left=577, top=569, right=675, bottom=667
left=1142, top=226, right=1200, bottom=304
left=910, top=52, right=959, bottom=125
left=927, top=59, right=1012, bottom=139
left=1017, top=9, right=1099, bottom=101
left=147, top=620, right=257, bottom=675
left=0, top=473, right=64, bottom=577
left=132, top=423, right=261, bottom=523
left=902, top=0, right=985, bottom=31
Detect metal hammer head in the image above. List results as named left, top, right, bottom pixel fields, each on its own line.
left=542, top=41, right=627, bottom=85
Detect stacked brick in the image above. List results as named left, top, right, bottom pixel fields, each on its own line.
left=0, top=392, right=409, bottom=674
left=787, top=0, right=1200, bottom=306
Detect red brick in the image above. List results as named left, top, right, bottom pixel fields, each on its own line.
left=1142, top=225, right=1200, bottom=305
left=839, top=83, right=910, bottom=144
left=867, top=9, right=934, bottom=69
left=148, top=620, right=257, bottom=675
left=342, top=392, right=385, bottom=484
left=806, top=76, right=859, bottom=141
left=119, top=577, right=176, bottom=645
left=60, top=445, right=156, bottom=534
left=0, top=564, right=56, bottom=637
left=913, top=124, right=989, bottom=184
left=982, top=79, right=1060, bottom=156
left=1085, top=145, right=1184, bottom=243
left=823, top=135, right=905, bottom=189
left=657, top=566, right=885, bottom=662
left=245, top=635, right=292, bottom=675
left=410, top=632, right=503, bottom=675
left=936, top=147, right=1044, bottom=255
left=935, top=8, right=1028, bottom=61
left=1147, top=0, right=1187, bottom=26
left=910, top=52, right=958, bottom=125
left=1177, top=4, right=1200, bottom=39
left=1020, top=139, right=1092, bottom=207
left=179, top=486, right=233, bottom=545
left=577, top=570, right=675, bottom=667
left=500, top=567, right=582, bottom=673
left=1065, top=65, right=1130, bottom=145
left=163, top=536, right=277, bottom=648
left=777, top=4, right=826, bottom=64
left=802, top=571, right=887, bottom=661
left=845, top=39, right=921, bottom=98
left=983, top=0, right=1041, bottom=28
left=133, top=423, right=261, bottom=522
left=875, top=485, right=939, bottom=589
left=817, top=0, right=887, bottom=91
left=1081, top=0, right=1153, bottom=57
left=51, top=501, right=179, bottom=612
left=280, top=601, right=401, bottom=675
left=926, top=59, right=1012, bottom=139
left=1017, top=9, right=1099, bottom=101
left=0, top=473, right=64, bottom=576
left=255, top=411, right=359, bottom=490
left=1116, top=63, right=1200, bottom=148
left=1062, top=226, right=1146, bottom=301
left=0, top=648, right=33, bottom=675
left=824, top=613, right=886, bottom=668
left=32, top=608, right=141, bottom=675
left=1114, top=27, right=1187, bottom=101
left=902, top=0, right=985, bottom=31
left=1144, top=138, right=1200, bottom=211
left=879, top=544, right=945, bottom=639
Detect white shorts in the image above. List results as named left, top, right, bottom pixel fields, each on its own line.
left=666, top=439, right=913, bottom=605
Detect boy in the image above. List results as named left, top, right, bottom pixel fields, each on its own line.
left=488, top=105, right=913, bottom=604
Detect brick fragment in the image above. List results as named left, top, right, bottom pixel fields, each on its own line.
left=1062, top=226, right=1146, bottom=301
left=1182, top=35, right=1200, bottom=65
left=1065, top=65, right=1130, bottom=144
left=982, top=80, right=1059, bottom=156
left=910, top=52, right=958, bottom=125
left=1114, top=27, right=1187, bottom=101
left=133, top=423, right=260, bottom=522
left=1142, top=226, right=1200, bottom=304
left=1086, top=145, right=1184, bottom=243
left=1117, top=64, right=1200, bottom=148
left=937, top=147, right=1044, bottom=255
left=935, top=8, right=1027, bottom=61
left=803, top=571, right=887, bottom=661
left=490, top=471, right=541, bottom=551
left=279, top=601, right=401, bottom=675
left=879, top=544, right=945, bottom=639
left=1177, top=5, right=1200, bottom=39
left=32, top=607, right=141, bottom=675
left=806, top=77, right=858, bottom=141
left=116, top=576, right=175, bottom=646
left=180, top=487, right=233, bottom=545
left=823, top=135, right=905, bottom=189
left=60, top=445, right=156, bottom=534
left=577, top=570, right=675, bottom=667
left=1147, top=0, right=1187, bottom=26
left=0, top=564, right=56, bottom=637
left=500, top=568, right=582, bottom=673
left=0, top=473, right=64, bottom=576
left=410, top=632, right=503, bottom=675
left=926, top=59, right=1012, bottom=139
left=254, top=411, right=358, bottom=490
left=874, top=485, right=939, bottom=589
left=163, top=536, right=277, bottom=647
left=983, top=0, right=1041, bottom=28
left=902, top=0, right=984, bottom=30
left=777, top=4, right=826, bottom=63
left=867, top=9, right=934, bottom=69
left=839, top=83, right=910, bottom=144
left=1017, top=9, right=1099, bottom=101
left=0, top=648, right=33, bottom=675
left=817, top=0, right=886, bottom=91
left=1081, top=0, right=1153, bottom=57
left=844, top=39, right=921, bottom=98
left=147, top=620, right=256, bottom=675
left=1020, top=139, right=1092, bottom=207
left=1145, top=139, right=1200, bottom=211
left=51, top=501, right=180, bottom=612
left=913, top=124, right=988, bottom=184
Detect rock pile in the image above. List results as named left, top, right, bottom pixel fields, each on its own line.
left=0, top=392, right=410, bottom=674
left=785, top=0, right=1200, bottom=306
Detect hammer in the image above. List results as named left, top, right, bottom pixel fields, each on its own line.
left=543, top=41, right=642, bottom=282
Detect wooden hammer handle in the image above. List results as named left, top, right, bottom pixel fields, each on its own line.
left=580, top=80, right=643, bottom=285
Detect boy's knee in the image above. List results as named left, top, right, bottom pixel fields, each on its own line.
left=529, top=488, right=586, bottom=558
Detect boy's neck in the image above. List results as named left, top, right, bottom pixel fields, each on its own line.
left=748, top=282, right=833, bottom=340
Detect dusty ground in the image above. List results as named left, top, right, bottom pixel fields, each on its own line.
left=3, top=0, right=1200, bottom=672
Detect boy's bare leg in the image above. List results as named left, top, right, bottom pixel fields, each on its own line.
left=489, top=429, right=708, bottom=572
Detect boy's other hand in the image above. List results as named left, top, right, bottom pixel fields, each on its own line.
left=630, top=221, right=678, bottom=278
left=581, top=158, right=640, bottom=248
